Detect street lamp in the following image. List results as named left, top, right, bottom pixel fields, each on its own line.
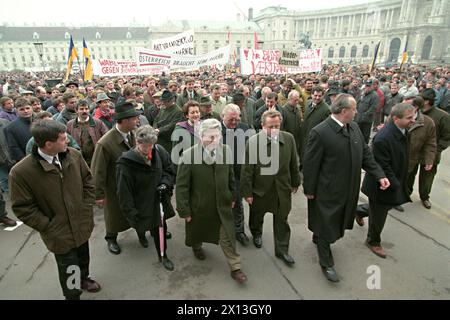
left=33, top=42, right=45, bottom=72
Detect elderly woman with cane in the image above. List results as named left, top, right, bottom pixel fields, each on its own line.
left=116, top=125, right=176, bottom=271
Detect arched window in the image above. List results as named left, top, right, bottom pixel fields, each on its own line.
left=95, top=32, right=101, bottom=39
left=328, top=47, right=334, bottom=58
left=351, top=45, right=357, bottom=58
left=339, top=46, right=345, bottom=58
left=126, top=31, right=132, bottom=39
left=421, top=36, right=432, bottom=60
left=282, top=30, right=287, bottom=40
left=64, top=32, right=70, bottom=39
left=362, top=45, right=369, bottom=58
left=388, top=38, right=401, bottom=62
left=33, top=32, right=39, bottom=40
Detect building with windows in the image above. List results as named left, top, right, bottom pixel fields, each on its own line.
left=0, top=26, right=150, bottom=71
left=253, top=0, right=450, bottom=65
left=0, top=16, right=262, bottom=72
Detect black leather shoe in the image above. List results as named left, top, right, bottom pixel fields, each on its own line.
left=321, top=266, right=339, bottom=282
left=107, top=240, right=121, bottom=255
left=0, top=216, right=17, bottom=227
left=421, top=200, right=431, bottom=209
left=138, top=235, right=149, bottom=248
left=312, top=234, right=318, bottom=245
left=393, top=205, right=404, bottom=212
left=236, top=232, right=250, bottom=246
left=165, top=231, right=172, bottom=240
left=159, top=256, right=174, bottom=271
left=192, top=247, right=206, bottom=260
left=253, top=235, right=262, bottom=248
left=275, top=253, right=295, bottom=266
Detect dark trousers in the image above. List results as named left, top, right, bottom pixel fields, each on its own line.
left=54, top=241, right=90, bottom=300
left=149, top=222, right=168, bottom=258
left=406, top=164, right=438, bottom=200
left=315, top=235, right=334, bottom=267
left=233, top=177, right=245, bottom=235
left=358, top=122, right=372, bottom=144
left=0, top=191, right=6, bottom=219
left=249, top=193, right=291, bottom=255
left=367, top=199, right=391, bottom=246
left=105, top=232, right=118, bottom=241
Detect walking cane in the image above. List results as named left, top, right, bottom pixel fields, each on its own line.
left=157, top=185, right=166, bottom=258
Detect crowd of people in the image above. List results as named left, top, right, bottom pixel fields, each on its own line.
left=0, top=62, right=449, bottom=299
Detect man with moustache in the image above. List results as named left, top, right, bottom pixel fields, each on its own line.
left=66, top=100, right=109, bottom=166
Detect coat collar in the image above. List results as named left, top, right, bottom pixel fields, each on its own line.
left=73, top=116, right=96, bottom=127
left=32, top=145, right=71, bottom=173
left=385, top=121, right=407, bottom=141
left=408, top=111, right=424, bottom=132
left=258, top=130, right=286, bottom=145
left=112, top=127, right=134, bottom=149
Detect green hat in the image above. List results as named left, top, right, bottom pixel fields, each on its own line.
left=199, top=96, right=212, bottom=106
left=114, top=101, right=142, bottom=120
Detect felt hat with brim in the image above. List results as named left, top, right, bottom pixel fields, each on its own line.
left=96, top=92, right=110, bottom=103
left=114, top=101, right=142, bottom=120
left=160, top=90, right=174, bottom=101
left=199, top=96, right=212, bottom=106
left=66, top=81, right=79, bottom=88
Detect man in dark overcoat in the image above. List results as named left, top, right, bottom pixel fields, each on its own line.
left=241, top=110, right=300, bottom=267
left=303, top=94, right=388, bottom=282
left=91, top=101, right=141, bottom=255
left=361, top=103, right=415, bottom=259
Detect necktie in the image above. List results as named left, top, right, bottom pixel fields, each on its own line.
left=52, top=157, right=62, bottom=171
left=126, top=134, right=132, bottom=147
left=210, top=150, right=215, bottom=159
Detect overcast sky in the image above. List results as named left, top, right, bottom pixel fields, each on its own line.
left=0, top=0, right=377, bottom=26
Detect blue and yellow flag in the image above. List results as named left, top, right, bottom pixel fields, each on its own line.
left=83, top=38, right=93, bottom=81
left=400, top=38, right=408, bottom=71
left=65, top=35, right=78, bottom=81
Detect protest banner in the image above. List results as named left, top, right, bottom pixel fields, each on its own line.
left=240, top=49, right=287, bottom=75
left=92, top=59, right=168, bottom=76
left=278, top=50, right=299, bottom=67
left=151, top=29, right=195, bottom=55
left=136, top=46, right=230, bottom=72
left=289, top=49, right=323, bottom=73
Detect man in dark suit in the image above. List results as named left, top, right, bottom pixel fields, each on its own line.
left=303, top=94, right=388, bottom=282
left=300, top=86, right=330, bottom=165
left=361, top=103, right=416, bottom=259
left=221, top=104, right=252, bottom=246
left=241, top=110, right=300, bottom=267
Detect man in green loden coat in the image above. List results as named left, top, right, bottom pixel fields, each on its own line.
left=153, top=90, right=184, bottom=155
left=91, top=101, right=141, bottom=255
left=176, top=119, right=248, bottom=284
left=241, top=109, right=301, bottom=267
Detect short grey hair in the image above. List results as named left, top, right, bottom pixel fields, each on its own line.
left=330, top=94, right=356, bottom=114
left=221, top=103, right=241, bottom=118
left=261, top=109, right=283, bottom=125
left=135, top=125, right=158, bottom=144
left=390, top=103, right=415, bottom=119
left=288, top=90, right=299, bottom=99
left=199, top=118, right=221, bottom=137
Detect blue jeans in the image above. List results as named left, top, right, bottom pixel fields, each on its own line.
left=0, top=164, right=9, bottom=193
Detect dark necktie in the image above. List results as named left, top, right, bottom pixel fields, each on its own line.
left=52, top=157, right=62, bottom=171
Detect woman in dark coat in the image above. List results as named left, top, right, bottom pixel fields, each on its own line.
left=171, top=101, right=201, bottom=166
left=116, top=125, right=176, bottom=270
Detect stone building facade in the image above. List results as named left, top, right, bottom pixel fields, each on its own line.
left=253, top=0, right=450, bottom=65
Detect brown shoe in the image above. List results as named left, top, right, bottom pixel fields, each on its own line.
left=421, top=200, right=431, bottom=209
left=355, top=215, right=365, bottom=227
left=366, top=242, right=386, bottom=258
left=192, top=247, right=206, bottom=260
left=81, top=278, right=101, bottom=293
left=0, top=216, right=17, bottom=227
left=231, top=269, right=247, bottom=284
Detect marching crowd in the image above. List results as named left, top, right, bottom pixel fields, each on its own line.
left=0, top=63, right=450, bottom=299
